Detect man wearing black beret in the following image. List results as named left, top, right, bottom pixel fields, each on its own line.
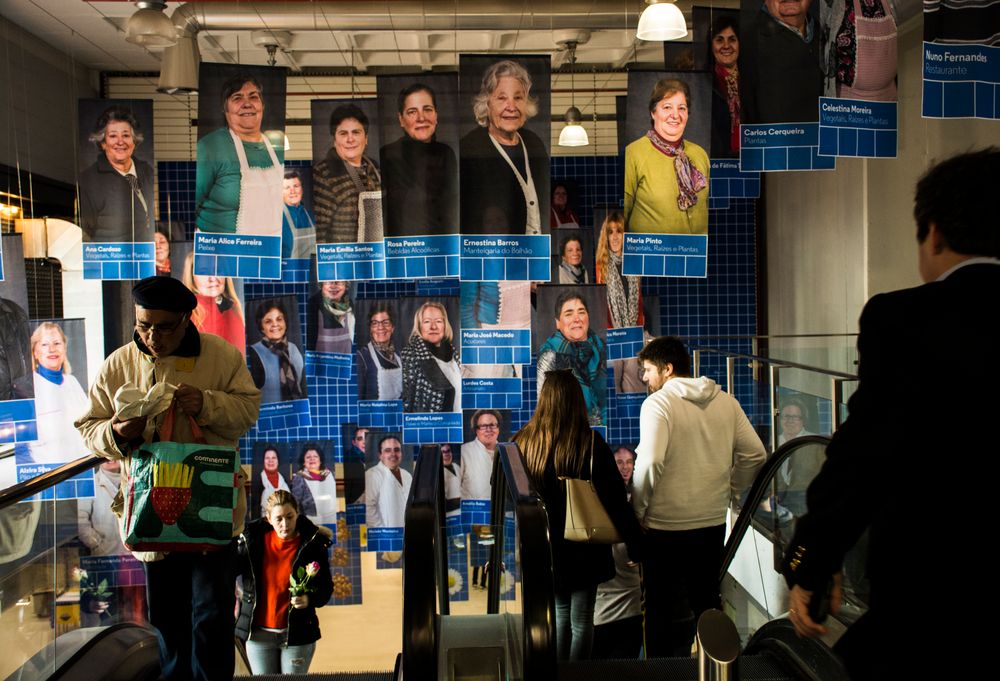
left=75, top=275, right=261, bottom=681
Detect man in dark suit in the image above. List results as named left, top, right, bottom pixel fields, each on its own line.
left=782, top=148, right=1000, bottom=680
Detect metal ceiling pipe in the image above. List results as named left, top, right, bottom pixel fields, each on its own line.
left=168, top=0, right=639, bottom=36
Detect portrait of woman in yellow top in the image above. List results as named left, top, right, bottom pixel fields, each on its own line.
left=624, top=78, right=709, bottom=235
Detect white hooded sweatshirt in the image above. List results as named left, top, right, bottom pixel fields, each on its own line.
left=632, top=376, right=766, bottom=531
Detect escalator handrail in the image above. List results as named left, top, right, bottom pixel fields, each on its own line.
left=720, top=434, right=832, bottom=583
left=402, top=444, right=444, bottom=680
left=0, top=454, right=102, bottom=509
left=488, top=442, right=557, bottom=680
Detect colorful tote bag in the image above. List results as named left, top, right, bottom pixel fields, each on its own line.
left=122, top=402, right=239, bottom=552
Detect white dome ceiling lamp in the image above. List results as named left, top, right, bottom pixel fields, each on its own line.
left=556, top=34, right=590, bottom=148
left=125, top=1, right=178, bottom=48
left=636, top=0, right=689, bottom=42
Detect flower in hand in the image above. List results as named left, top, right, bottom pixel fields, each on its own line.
left=289, top=561, right=321, bottom=597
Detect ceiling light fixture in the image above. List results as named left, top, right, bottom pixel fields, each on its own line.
left=125, top=1, right=178, bottom=48
left=636, top=0, right=688, bottom=42
left=557, top=40, right=589, bottom=148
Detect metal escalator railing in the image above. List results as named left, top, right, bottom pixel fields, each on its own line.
left=0, top=454, right=102, bottom=509
left=401, top=444, right=446, bottom=679
left=721, top=435, right=833, bottom=583
left=486, top=442, right=556, bottom=680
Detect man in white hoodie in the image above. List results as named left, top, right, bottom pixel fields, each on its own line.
left=632, top=336, right=765, bottom=657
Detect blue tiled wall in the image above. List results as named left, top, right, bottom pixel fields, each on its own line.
left=158, top=155, right=760, bottom=458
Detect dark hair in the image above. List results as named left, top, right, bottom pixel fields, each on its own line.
left=553, top=290, right=589, bottom=320
left=914, top=147, right=1000, bottom=257
left=648, top=78, right=691, bottom=114
left=88, top=105, right=144, bottom=150
left=377, top=435, right=402, bottom=452
left=560, top=235, right=583, bottom=258
left=707, top=13, right=740, bottom=67
left=221, top=73, right=263, bottom=111
left=262, top=444, right=281, bottom=458
left=284, top=169, right=301, bottom=182
left=255, top=299, right=288, bottom=333
left=613, top=445, right=636, bottom=463
left=470, top=409, right=502, bottom=431
left=637, top=336, right=692, bottom=377
left=298, top=444, right=326, bottom=469
left=552, top=182, right=570, bottom=198
left=329, top=103, right=369, bottom=135
left=353, top=426, right=367, bottom=439
left=367, top=302, right=395, bottom=326
left=397, top=83, right=437, bottom=114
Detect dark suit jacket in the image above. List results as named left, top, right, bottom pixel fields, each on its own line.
left=78, top=154, right=155, bottom=242
left=459, top=125, right=549, bottom=235
left=783, top=262, right=1000, bottom=677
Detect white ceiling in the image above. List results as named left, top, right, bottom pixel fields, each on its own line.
left=1, top=1, right=724, bottom=74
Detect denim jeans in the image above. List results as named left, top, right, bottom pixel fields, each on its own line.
left=554, top=585, right=598, bottom=661
left=245, top=628, right=316, bottom=674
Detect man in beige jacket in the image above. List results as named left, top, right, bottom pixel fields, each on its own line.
left=76, top=275, right=260, bottom=681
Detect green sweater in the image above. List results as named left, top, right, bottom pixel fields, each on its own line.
left=195, top=127, right=285, bottom=234
left=623, top=137, right=709, bottom=235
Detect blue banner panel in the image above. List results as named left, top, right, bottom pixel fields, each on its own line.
left=460, top=234, right=550, bottom=282
left=460, top=499, right=491, bottom=529
left=358, top=400, right=404, bottom=430
left=384, top=235, right=460, bottom=279
left=607, top=392, right=644, bottom=444
left=256, top=398, right=311, bottom=431
left=818, top=98, right=898, bottom=158
left=367, top=527, right=404, bottom=552
left=280, top=258, right=311, bottom=283
left=709, top=159, right=761, bottom=201
left=740, top=123, right=836, bottom=172
left=402, top=412, right=463, bottom=445
left=316, top=241, right=386, bottom=281
left=17, top=463, right=94, bottom=499
left=0, top=399, right=37, bottom=444
left=461, top=377, right=523, bottom=410
left=82, top=242, right=155, bottom=280
left=606, top=327, right=644, bottom=361
left=621, top=233, right=708, bottom=278
left=922, top=42, right=999, bottom=119
left=305, top=351, right=352, bottom=381
left=193, top=232, right=282, bottom=280
left=460, top=329, right=531, bottom=366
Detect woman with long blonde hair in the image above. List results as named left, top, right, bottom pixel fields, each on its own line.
left=513, top=370, right=642, bottom=661
left=181, top=251, right=246, bottom=354
left=595, top=211, right=644, bottom=329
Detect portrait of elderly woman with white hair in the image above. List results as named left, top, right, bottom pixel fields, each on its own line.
left=78, top=103, right=155, bottom=243
left=460, top=59, right=549, bottom=235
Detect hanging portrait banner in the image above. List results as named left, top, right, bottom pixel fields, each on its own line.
left=77, top=98, right=156, bottom=280
left=194, top=64, right=287, bottom=280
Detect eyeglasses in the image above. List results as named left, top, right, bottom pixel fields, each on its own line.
left=135, top=316, right=187, bottom=335
left=370, top=319, right=393, bottom=328
left=476, top=423, right=499, bottom=430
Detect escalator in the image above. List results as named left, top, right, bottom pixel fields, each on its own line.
left=1, top=436, right=854, bottom=680
left=399, top=435, right=858, bottom=680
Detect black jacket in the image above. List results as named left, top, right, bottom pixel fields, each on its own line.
left=78, top=153, right=155, bottom=243
left=235, top=515, right=333, bottom=646
left=530, top=430, right=644, bottom=592
left=380, top=135, right=458, bottom=236
left=782, top=264, right=1000, bottom=677
left=0, top=298, right=32, bottom=401
left=459, top=125, right=549, bottom=235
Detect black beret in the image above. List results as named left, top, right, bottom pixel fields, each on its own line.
left=131, top=276, right=197, bottom=312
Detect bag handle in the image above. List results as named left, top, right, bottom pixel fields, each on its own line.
left=158, top=398, right=207, bottom=444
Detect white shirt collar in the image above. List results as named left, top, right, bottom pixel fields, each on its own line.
left=937, top=257, right=1000, bottom=281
